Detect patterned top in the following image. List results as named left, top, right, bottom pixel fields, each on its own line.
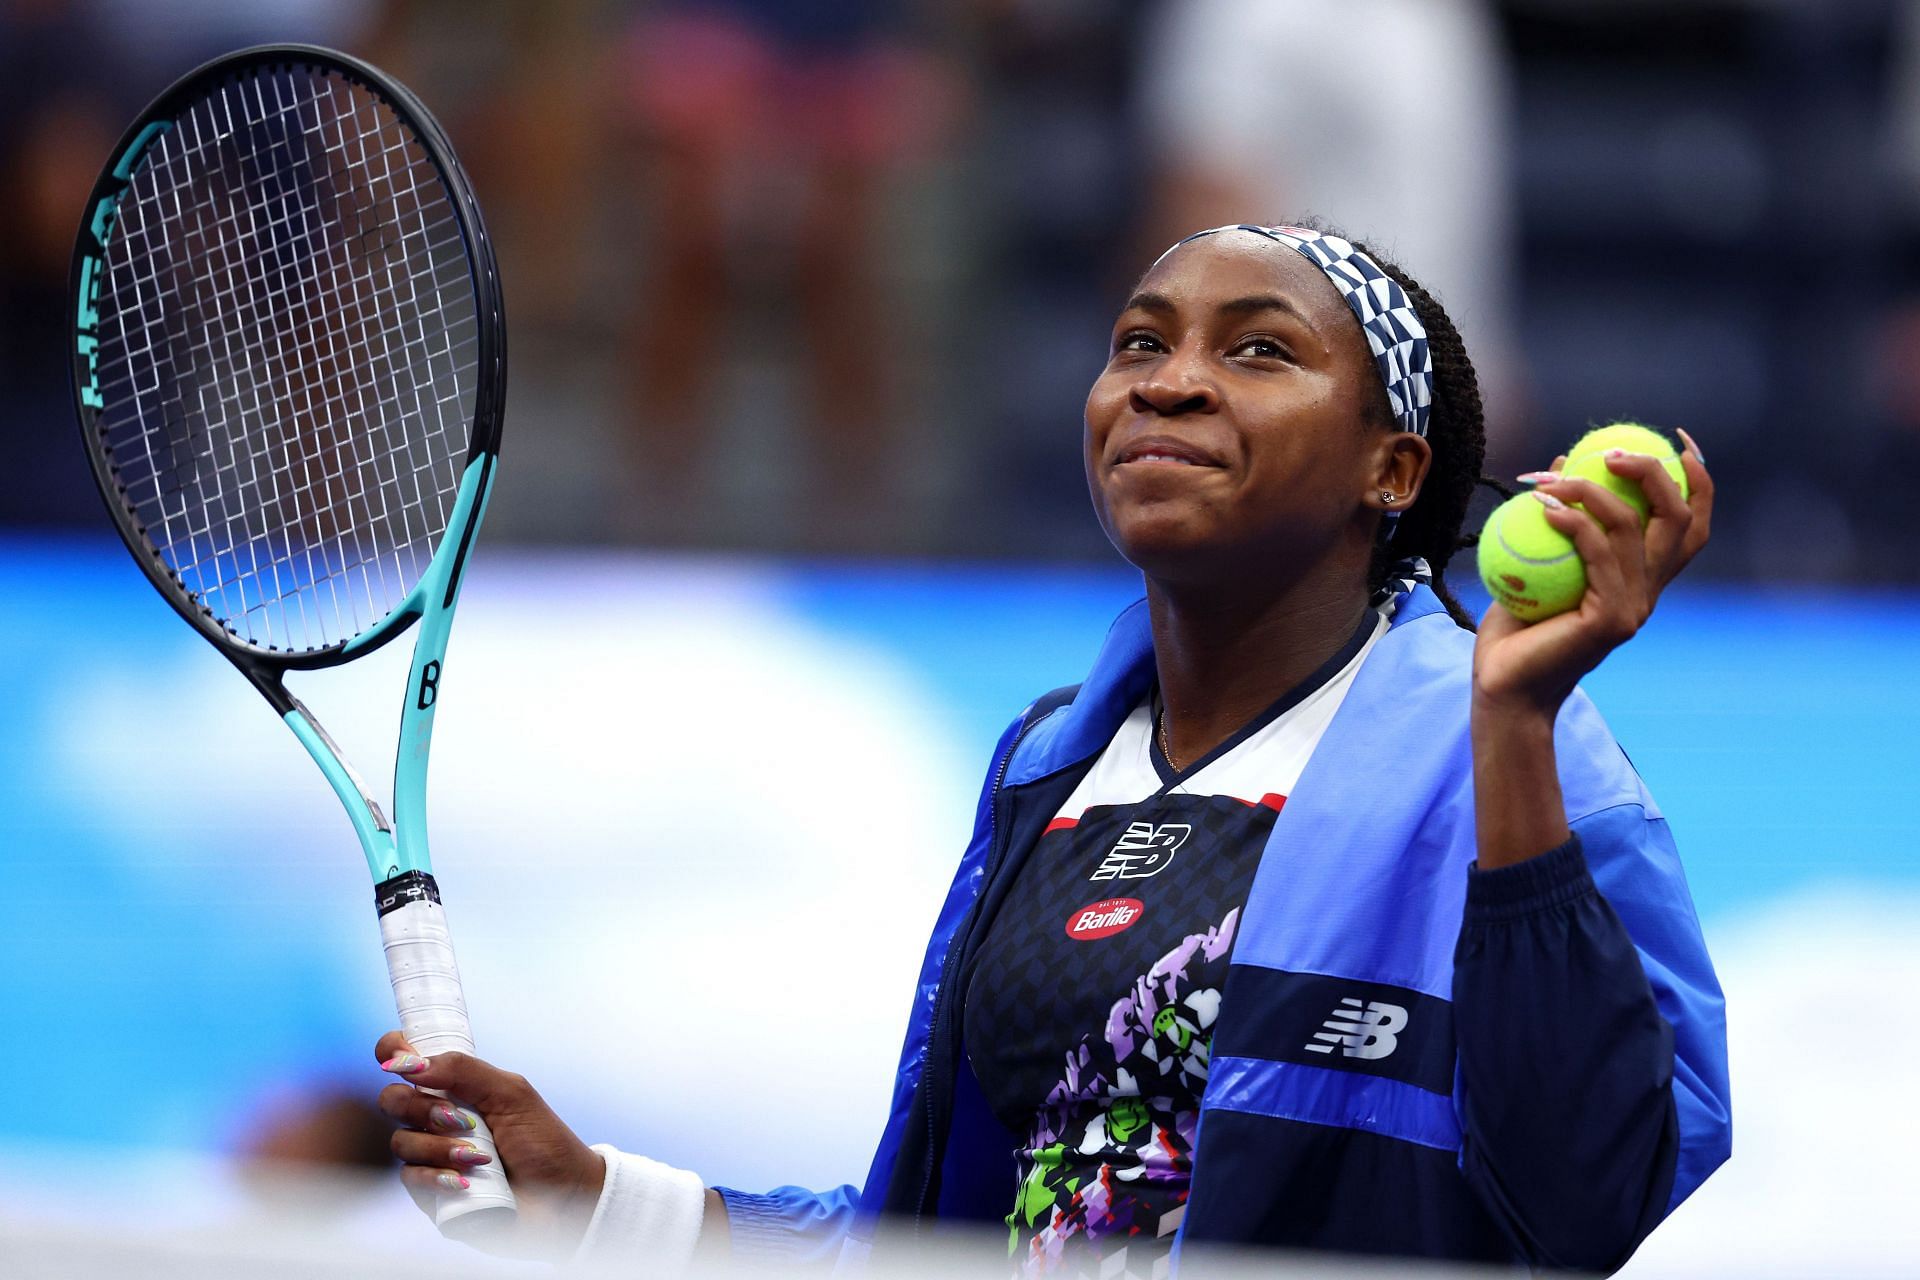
left=962, top=612, right=1383, bottom=1278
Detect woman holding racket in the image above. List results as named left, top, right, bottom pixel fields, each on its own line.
left=377, top=224, right=1730, bottom=1274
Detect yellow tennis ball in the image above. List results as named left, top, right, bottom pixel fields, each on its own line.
left=1564, top=422, right=1689, bottom=526
left=1477, top=492, right=1586, bottom=621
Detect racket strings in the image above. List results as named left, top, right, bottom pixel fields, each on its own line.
left=93, top=64, right=478, bottom=652
left=112, top=82, right=459, bottom=650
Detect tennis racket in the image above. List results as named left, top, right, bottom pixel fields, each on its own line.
left=69, top=44, right=513, bottom=1235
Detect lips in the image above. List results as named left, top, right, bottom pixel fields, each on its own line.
left=1112, top=435, right=1224, bottom=468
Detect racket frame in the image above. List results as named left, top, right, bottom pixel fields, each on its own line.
left=71, top=43, right=506, bottom=670
left=71, top=42, right=507, bottom=877
left=69, top=43, right=515, bottom=1235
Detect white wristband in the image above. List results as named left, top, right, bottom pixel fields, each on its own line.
left=575, top=1145, right=707, bottom=1272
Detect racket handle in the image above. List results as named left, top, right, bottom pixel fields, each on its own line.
left=376, top=872, right=518, bottom=1238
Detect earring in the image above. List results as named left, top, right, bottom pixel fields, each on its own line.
left=1380, top=491, right=1397, bottom=505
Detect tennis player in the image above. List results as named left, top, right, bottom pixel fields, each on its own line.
left=375, top=224, right=1730, bottom=1275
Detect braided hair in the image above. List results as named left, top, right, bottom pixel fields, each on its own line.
left=1341, top=235, right=1508, bottom=630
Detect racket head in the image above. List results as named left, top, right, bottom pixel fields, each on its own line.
left=70, top=44, right=506, bottom=679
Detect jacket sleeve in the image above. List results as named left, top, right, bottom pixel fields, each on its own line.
left=1452, top=808, right=1731, bottom=1273
left=711, top=1184, right=863, bottom=1269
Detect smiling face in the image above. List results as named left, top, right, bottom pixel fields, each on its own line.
left=1084, top=231, right=1427, bottom=591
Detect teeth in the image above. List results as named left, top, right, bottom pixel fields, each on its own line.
left=1132, top=453, right=1193, bottom=464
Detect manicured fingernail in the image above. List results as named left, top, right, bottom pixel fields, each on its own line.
left=1677, top=427, right=1704, bottom=463
left=1531, top=490, right=1566, bottom=511
left=381, top=1053, right=428, bottom=1075
left=451, top=1143, right=491, bottom=1167
left=436, top=1172, right=470, bottom=1191
left=433, top=1105, right=477, bottom=1132
left=1516, top=471, right=1559, bottom=485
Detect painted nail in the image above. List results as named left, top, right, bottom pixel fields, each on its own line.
left=433, top=1105, right=477, bottom=1132
left=1677, top=427, right=1704, bottom=464
left=436, top=1172, right=470, bottom=1192
left=1516, top=471, right=1559, bottom=485
left=451, top=1143, right=492, bottom=1167
left=380, top=1053, right=428, bottom=1075
left=1531, top=490, right=1567, bottom=511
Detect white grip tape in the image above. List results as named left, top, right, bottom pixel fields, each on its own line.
left=380, top=896, right=518, bottom=1229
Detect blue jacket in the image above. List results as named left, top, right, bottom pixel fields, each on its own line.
left=716, top=587, right=1731, bottom=1272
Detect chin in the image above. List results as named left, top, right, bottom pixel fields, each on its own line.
left=1100, top=505, right=1235, bottom=580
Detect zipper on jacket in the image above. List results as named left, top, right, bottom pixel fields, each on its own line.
left=912, top=705, right=1050, bottom=1232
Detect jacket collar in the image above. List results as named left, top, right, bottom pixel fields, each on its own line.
left=1005, top=585, right=1449, bottom=788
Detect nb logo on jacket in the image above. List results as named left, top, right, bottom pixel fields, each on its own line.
left=1305, top=996, right=1408, bottom=1060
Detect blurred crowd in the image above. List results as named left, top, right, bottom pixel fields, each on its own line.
left=5, top=0, right=1916, bottom=580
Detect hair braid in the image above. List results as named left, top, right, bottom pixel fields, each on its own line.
left=1348, top=240, right=1507, bottom=630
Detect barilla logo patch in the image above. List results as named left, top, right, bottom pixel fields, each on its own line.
left=1066, top=897, right=1145, bottom=941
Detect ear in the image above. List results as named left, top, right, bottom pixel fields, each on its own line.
left=1366, top=432, right=1433, bottom=516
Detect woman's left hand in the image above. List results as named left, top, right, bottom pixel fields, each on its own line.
left=1472, top=428, right=1713, bottom=718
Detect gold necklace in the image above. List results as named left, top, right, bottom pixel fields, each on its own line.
left=1156, top=704, right=1181, bottom=771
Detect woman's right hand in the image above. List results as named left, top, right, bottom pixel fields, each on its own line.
left=375, top=1029, right=605, bottom=1255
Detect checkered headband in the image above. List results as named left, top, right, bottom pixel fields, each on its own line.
left=1165, top=224, right=1433, bottom=439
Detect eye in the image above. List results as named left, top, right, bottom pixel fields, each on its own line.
left=1232, top=335, right=1290, bottom=361
left=1113, top=329, right=1165, bottom=356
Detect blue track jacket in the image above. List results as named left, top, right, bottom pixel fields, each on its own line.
left=715, top=586, right=1731, bottom=1273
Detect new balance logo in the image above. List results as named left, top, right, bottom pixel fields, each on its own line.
left=1304, top=997, right=1407, bottom=1060
left=1090, top=821, right=1190, bottom=881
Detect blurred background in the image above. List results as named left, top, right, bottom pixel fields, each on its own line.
left=9, top=0, right=1920, bottom=571
left=2, top=0, right=1916, bottom=1276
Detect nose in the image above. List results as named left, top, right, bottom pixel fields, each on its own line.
left=1129, top=344, right=1220, bottom=416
